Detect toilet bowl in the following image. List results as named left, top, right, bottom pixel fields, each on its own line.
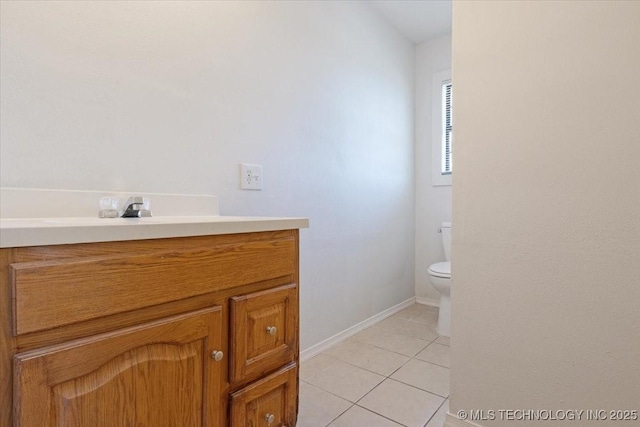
left=428, top=261, right=451, bottom=337
left=428, top=222, right=451, bottom=337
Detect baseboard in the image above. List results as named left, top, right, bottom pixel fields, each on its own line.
left=415, top=296, right=439, bottom=307
left=445, top=413, right=485, bottom=427
left=300, top=297, right=416, bottom=362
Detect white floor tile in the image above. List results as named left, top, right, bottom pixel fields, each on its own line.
left=375, top=316, right=408, bottom=331
left=410, top=309, right=439, bottom=326
left=415, top=342, right=450, bottom=368
left=358, top=379, right=445, bottom=427
left=305, top=359, right=385, bottom=403
left=298, top=304, right=451, bottom=427
left=297, top=381, right=351, bottom=427
left=328, top=405, right=403, bottom=427
left=390, top=359, right=450, bottom=397
left=325, top=339, right=410, bottom=376
left=426, top=399, right=449, bottom=427
left=351, top=325, right=389, bottom=344
left=392, top=320, right=440, bottom=342
left=421, top=304, right=439, bottom=312
left=324, top=339, right=366, bottom=359
left=435, top=335, right=450, bottom=346
left=367, top=330, right=431, bottom=357
left=300, top=353, right=338, bottom=381
left=390, top=304, right=431, bottom=320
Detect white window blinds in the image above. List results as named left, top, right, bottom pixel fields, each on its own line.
left=442, top=81, right=452, bottom=175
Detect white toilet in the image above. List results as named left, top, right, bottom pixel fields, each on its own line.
left=428, top=222, right=451, bottom=337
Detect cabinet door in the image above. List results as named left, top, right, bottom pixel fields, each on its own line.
left=13, top=307, right=224, bottom=427
left=230, top=284, right=298, bottom=383
left=230, top=363, right=298, bottom=427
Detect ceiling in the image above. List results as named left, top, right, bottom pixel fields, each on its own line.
left=368, top=0, right=452, bottom=44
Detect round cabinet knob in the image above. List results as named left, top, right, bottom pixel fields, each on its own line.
left=264, top=413, right=275, bottom=424
left=266, top=326, right=277, bottom=336
left=210, top=350, right=224, bottom=362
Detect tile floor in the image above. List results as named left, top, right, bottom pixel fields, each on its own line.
left=298, top=304, right=450, bottom=427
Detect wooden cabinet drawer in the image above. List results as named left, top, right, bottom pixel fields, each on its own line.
left=230, top=284, right=298, bottom=384
left=10, top=231, right=296, bottom=335
left=230, top=362, right=298, bottom=427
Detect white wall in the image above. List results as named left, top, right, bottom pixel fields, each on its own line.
left=451, top=1, right=640, bottom=425
left=415, top=35, right=452, bottom=303
left=0, top=1, right=415, bottom=351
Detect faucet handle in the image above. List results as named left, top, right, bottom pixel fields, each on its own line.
left=99, top=197, right=119, bottom=218
left=120, top=196, right=152, bottom=218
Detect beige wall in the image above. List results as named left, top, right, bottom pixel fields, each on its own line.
left=451, top=1, right=640, bottom=425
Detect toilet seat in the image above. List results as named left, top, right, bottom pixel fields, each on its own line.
left=428, top=261, right=451, bottom=278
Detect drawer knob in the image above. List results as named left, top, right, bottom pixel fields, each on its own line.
left=266, top=326, right=277, bottom=336
left=264, top=413, right=275, bottom=424
left=210, top=350, right=224, bottom=362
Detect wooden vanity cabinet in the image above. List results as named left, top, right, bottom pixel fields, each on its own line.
left=0, top=230, right=300, bottom=427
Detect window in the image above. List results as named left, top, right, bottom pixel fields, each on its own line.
left=431, top=69, right=452, bottom=186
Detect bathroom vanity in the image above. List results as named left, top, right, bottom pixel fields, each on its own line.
left=0, top=207, right=308, bottom=427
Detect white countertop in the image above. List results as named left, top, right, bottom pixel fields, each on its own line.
left=0, top=188, right=308, bottom=248
left=0, top=215, right=309, bottom=248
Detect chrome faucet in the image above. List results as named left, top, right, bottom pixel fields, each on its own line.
left=120, top=196, right=152, bottom=218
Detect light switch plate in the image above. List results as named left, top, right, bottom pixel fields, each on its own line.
left=240, top=164, right=263, bottom=190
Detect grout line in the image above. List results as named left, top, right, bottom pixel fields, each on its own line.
left=356, top=378, right=446, bottom=426
left=388, top=379, right=449, bottom=399
left=353, top=376, right=388, bottom=405
left=384, top=377, right=449, bottom=399
left=414, top=359, right=450, bottom=369
left=323, top=403, right=354, bottom=427
left=352, top=404, right=409, bottom=426
left=326, top=357, right=409, bottom=378
left=386, top=358, right=411, bottom=378
left=316, top=344, right=413, bottom=383
left=300, top=379, right=361, bottom=405
left=323, top=344, right=414, bottom=377
left=363, top=337, right=434, bottom=358
left=423, top=397, right=449, bottom=427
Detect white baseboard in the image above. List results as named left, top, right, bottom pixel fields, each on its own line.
left=445, top=413, right=485, bottom=427
left=300, top=297, right=416, bottom=362
left=415, top=296, right=439, bottom=307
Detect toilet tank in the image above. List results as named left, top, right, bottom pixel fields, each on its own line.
left=441, top=222, right=452, bottom=261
